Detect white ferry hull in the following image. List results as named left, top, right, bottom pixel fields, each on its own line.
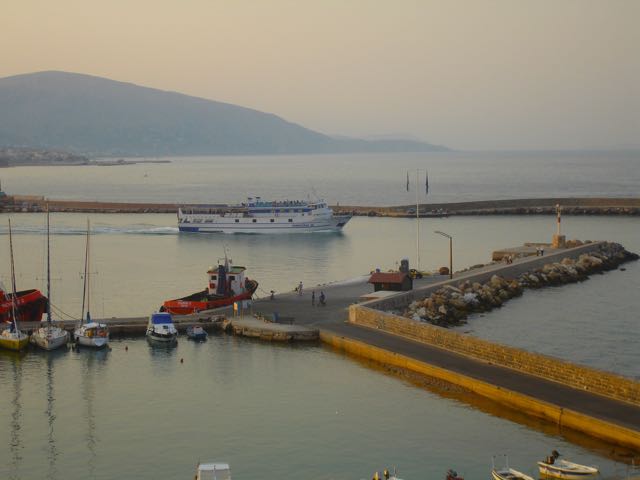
left=179, top=215, right=351, bottom=234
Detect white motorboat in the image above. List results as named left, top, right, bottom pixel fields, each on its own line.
left=73, top=220, right=109, bottom=348
left=32, top=206, right=70, bottom=351
left=178, top=196, right=351, bottom=234
left=492, top=455, right=535, bottom=480
left=492, top=468, right=535, bottom=480
left=538, top=460, right=599, bottom=480
left=146, top=312, right=178, bottom=343
left=538, top=451, right=599, bottom=479
left=195, top=462, right=231, bottom=480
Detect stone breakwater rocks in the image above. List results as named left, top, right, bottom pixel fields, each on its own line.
left=403, top=242, right=638, bottom=327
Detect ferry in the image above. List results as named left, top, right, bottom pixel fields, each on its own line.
left=177, top=196, right=351, bottom=234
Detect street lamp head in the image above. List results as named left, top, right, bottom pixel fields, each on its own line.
left=434, top=230, right=452, bottom=239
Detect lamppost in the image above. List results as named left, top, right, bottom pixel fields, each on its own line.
left=434, top=230, right=453, bottom=279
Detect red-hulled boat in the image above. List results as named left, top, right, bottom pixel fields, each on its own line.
left=161, top=262, right=258, bottom=315
left=0, top=281, right=48, bottom=324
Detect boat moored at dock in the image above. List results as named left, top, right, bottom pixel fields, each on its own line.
left=32, top=205, right=70, bottom=351
left=178, top=196, right=351, bottom=233
left=537, top=451, right=599, bottom=479
left=73, top=220, right=110, bottom=348
left=162, top=260, right=257, bottom=315
left=186, top=325, right=208, bottom=341
left=0, top=219, right=31, bottom=351
left=146, top=312, right=178, bottom=343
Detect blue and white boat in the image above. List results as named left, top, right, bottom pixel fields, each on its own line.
left=186, top=325, right=208, bottom=341
left=146, top=312, right=178, bottom=344
left=178, top=196, right=351, bottom=234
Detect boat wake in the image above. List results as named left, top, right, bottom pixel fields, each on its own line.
left=0, top=225, right=180, bottom=235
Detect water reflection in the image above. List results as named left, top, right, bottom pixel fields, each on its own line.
left=44, top=350, right=66, bottom=480
left=6, top=351, right=24, bottom=480
left=79, top=348, right=109, bottom=478
left=147, top=338, right=179, bottom=377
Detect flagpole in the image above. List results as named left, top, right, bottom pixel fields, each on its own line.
left=416, top=169, right=420, bottom=271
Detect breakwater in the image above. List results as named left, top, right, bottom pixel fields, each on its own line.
left=404, top=242, right=638, bottom=326
left=2, top=195, right=639, bottom=215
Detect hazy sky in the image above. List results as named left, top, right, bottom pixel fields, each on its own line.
left=2, top=0, right=638, bottom=150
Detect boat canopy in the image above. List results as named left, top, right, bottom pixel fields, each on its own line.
left=151, top=312, right=173, bottom=325
left=198, top=463, right=231, bottom=480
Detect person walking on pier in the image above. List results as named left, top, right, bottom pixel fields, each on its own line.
left=319, top=291, right=326, bottom=306
left=311, top=291, right=315, bottom=306
left=298, top=281, right=303, bottom=296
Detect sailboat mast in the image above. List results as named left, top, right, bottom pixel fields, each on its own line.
left=8, top=219, right=19, bottom=331
left=86, top=219, right=91, bottom=321
left=81, top=219, right=90, bottom=323
left=46, top=204, right=52, bottom=325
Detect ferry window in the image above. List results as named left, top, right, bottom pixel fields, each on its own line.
left=288, top=219, right=293, bottom=222
left=229, top=276, right=235, bottom=280
left=270, top=219, right=275, bottom=223
left=252, top=219, right=257, bottom=223
left=235, top=219, right=239, bottom=223
left=211, top=275, right=217, bottom=280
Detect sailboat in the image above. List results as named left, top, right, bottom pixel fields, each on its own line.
left=0, top=219, right=30, bottom=351
left=32, top=206, right=70, bottom=351
left=73, top=220, right=109, bottom=348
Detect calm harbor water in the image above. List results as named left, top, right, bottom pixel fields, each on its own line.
left=1, top=150, right=639, bottom=205
left=1, top=153, right=639, bottom=478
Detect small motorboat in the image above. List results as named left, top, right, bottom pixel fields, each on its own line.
left=538, top=451, right=599, bottom=479
left=195, top=462, right=231, bottom=480
left=146, top=312, right=178, bottom=344
left=186, top=325, right=208, bottom=341
left=492, top=467, right=535, bottom=480
left=492, top=456, right=535, bottom=480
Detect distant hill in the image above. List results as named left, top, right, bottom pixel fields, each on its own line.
left=0, top=71, right=447, bottom=156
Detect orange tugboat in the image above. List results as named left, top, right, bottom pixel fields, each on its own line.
left=0, top=281, right=47, bottom=324
left=161, top=260, right=258, bottom=315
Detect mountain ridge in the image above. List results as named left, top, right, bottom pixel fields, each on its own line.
left=0, top=71, right=447, bottom=157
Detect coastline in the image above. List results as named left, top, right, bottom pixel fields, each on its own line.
left=1, top=196, right=639, bottom=215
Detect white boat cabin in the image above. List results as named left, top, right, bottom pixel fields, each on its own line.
left=207, top=264, right=247, bottom=296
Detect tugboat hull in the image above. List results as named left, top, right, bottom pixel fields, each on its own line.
left=162, top=280, right=258, bottom=315
left=0, top=289, right=48, bottom=323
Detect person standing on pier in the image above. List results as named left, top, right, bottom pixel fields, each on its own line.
left=311, top=291, right=315, bottom=306
left=319, top=291, right=326, bottom=306
left=298, top=281, right=303, bottom=296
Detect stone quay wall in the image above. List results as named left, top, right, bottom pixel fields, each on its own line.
left=349, top=241, right=640, bottom=406
left=349, top=305, right=640, bottom=407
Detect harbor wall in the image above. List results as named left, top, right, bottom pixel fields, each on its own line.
left=348, top=305, right=640, bottom=406
left=320, top=331, right=640, bottom=451
left=348, top=241, right=640, bottom=406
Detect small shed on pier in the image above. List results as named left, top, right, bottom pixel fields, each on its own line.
left=368, top=272, right=413, bottom=292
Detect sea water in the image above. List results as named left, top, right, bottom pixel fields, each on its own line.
left=0, top=152, right=638, bottom=479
